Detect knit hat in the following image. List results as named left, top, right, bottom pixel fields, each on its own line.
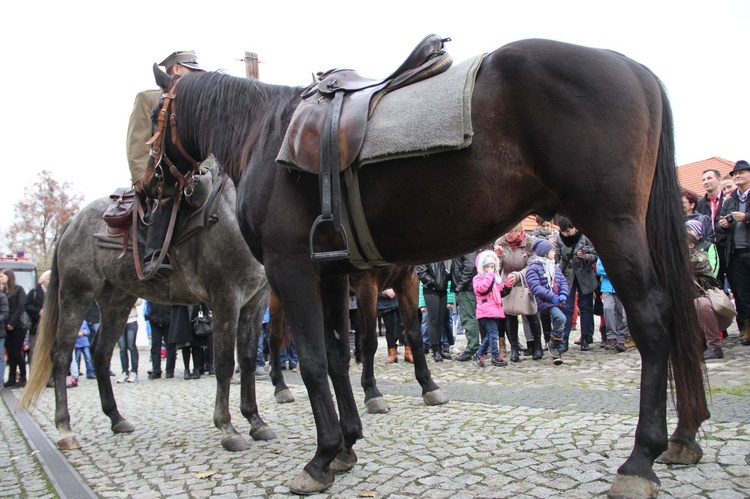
left=685, top=219, right=703, bottom=238
left=531, top=238, right=554, bottom=257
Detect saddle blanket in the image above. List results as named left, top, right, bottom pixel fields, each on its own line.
left=276, top=54, right=485, bottom=170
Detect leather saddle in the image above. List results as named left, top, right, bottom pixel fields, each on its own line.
left=288, top=34, right=453, bottom=176
left=286, top=34, right=452, bottom=261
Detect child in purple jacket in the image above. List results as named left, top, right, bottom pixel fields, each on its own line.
left=472, top=250, right=513, bottom=367
left=526, top=239, right=569, bottom=365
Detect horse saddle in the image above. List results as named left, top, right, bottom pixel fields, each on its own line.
left=286, top=34, right=453, bottom=176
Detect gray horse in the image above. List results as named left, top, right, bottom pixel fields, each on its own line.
left=20, top=170, right=272, bottom=452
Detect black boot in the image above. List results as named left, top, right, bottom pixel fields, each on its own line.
left=524, top=340, right=534, bottom=356
left=432, top=346, right=443, bottom=362
left=143, top=202, right=174, bottom=276
left=532, top=327, right=544, bottom=360
left=507, top=328, right=520, bottom=363
left=580, top=335, right=590, bottom=351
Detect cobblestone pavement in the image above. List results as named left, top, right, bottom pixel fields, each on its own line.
left=2, top=327, right=749, bottom=498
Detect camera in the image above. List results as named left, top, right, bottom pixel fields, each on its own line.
left=724, top=213, right=734, bottom=224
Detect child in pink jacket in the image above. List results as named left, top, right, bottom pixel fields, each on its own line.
left=472, top=250, right=513, bottom=367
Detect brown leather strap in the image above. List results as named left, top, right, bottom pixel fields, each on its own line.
left=133, top=189, right=182, bottom=281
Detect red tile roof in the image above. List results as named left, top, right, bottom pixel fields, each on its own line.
left=676, top=157, right=735, bottom=197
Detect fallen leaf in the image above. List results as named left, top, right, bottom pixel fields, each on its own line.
left=194, top=471, right=216, bottom=479
left=273, top=448, right=283, bottom=454
left=358, top=492, right=377, bottom=497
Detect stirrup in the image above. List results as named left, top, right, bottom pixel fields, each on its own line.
left=309, top=215, right=350, bottom=261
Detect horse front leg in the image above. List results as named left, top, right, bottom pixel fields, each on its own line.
left=235, top=302, right=276, bottom=445
left=272, top=269, right=344, bottom=495
left=323, top=276, right=363, bottom=472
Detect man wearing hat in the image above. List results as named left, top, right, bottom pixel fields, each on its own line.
left=717, top=160, right=750, bottom=344
left=126, top=51, right=205, bottom=275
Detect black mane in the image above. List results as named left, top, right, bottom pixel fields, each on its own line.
left=177, top=72, right=301, bottom=181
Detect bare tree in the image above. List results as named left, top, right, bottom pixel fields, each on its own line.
left=8, top=170, right=83, bottom=270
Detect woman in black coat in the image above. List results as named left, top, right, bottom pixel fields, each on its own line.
left=168, top=304, right=209, bottom=379
left=1, top=269, right=28, bottom=388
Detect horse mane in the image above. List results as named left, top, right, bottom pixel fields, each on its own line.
left=176, top=72, right=301, bottom=181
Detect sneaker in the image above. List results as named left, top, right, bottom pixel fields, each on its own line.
left=703, top=348, right=723, bottom=359
left=86, top=374, right=97, bottom=379
left=455, top=351, right=474, bottom=362
left=472, top=353, right=485, bottom=367
left=127, top=372, right=138, bottom=383
left=165, top=370, right=174, bottom=379
left=616, top=344, right=626, bottom=353
left=148, top=371, right=162, bottom=380
left=605, top=339, right=617, bottom=350
left=116, top=372, right=128, bottom=383
left=547, top=341, right=561, bottom=359
left=491, top=357, right=508, bottom=367
left=66, top=378, right=78, bottom=388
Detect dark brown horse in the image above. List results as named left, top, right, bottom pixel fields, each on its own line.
left=266, top=265, right=448, bottom=413
left=151, top=38, right=708, bottom=497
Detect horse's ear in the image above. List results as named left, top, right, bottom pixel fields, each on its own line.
left=153, top=63, right=171, bottom=91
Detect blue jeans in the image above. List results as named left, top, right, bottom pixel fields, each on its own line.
left=71, top=347, right=94, bottom=378
left=477, top=317, right=501, bottom=360
left=257, top=323, right=268, bottom=367
left=279, top=339, right=297, bottom=368
left=549, top=306, right=566, bottom=341
left=118, top=322, right=139, bottom=374
left=563, top=278, right=594, bottom=341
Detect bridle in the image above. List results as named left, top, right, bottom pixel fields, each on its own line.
left=145, top=77, right=201, bottom=194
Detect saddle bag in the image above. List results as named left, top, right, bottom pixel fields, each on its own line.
left=103, top=188, right=136, bottom=229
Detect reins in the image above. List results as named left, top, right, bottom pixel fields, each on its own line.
left=146, top=77, right=202, bottom=194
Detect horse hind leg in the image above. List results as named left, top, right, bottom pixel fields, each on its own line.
left=94, top=297, right=136, bottom=435
left=354, top=275, right=389, bottom=414
left=235, top=303, right=276, bottom=445
left=395, top=268, right=447, bottom=406
left=268, top=292, right=295, bottom=404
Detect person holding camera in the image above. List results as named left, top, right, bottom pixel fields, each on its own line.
left=555, top=217, right=599, bottom=352
left=717, top=159, right=750, bottom=345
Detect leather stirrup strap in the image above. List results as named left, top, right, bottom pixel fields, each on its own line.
left=133, top=189, right=182, bottom=281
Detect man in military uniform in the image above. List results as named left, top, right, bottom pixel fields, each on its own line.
left=127, top=51, right=205, bottom=275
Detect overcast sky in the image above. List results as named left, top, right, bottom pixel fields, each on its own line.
left=1, top=1, right=748, bottom=246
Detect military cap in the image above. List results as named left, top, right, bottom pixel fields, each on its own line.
left=159, top=50, right=204, bottom=71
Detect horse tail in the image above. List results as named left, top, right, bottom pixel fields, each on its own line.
left=18, top=228, right=65, bottom=411
left=646, top=78, right=708, bottom=430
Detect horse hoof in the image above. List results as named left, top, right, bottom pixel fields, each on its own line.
left=655, top=439, right=703, bottom=464
left=221, top=435, right=251, bottom=452
left=112, top=420, right=135, bottom=433
left=274, top=388, right=295, bottom=404
left=608, top=473, right=660, bottom=498
left=288, top=469, right=333, bottom=495
left=365, top=396, right=390, bottom=414
left=423, top=389, right=449, bottom=406
left=57, top=437, right=81, bottom=450
left=330, top=448, right=357, bottom=473
left=250, top=425, right=277, bottom=441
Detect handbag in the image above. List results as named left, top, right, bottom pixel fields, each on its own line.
left=193, top=309, right=213, bottom=337
left=502, top=273, right=538, bottom=316
left=704, top=287, right=736, bottom=319
left=19, top=311, right=32, bottom=330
